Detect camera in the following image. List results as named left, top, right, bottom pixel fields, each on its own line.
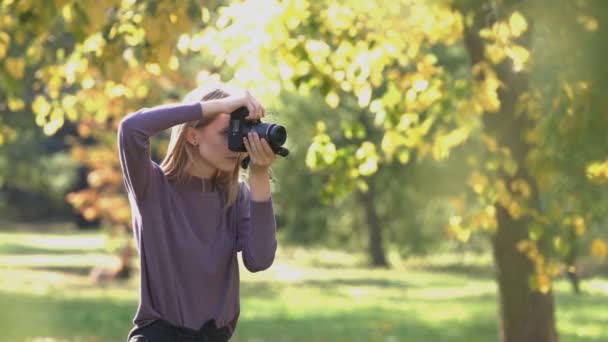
left=228, top=107, right=289, bottom=168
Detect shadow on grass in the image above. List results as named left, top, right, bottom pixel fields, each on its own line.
left=296, top=277, right=411, bottom=290
left=1, top=282, right=606, bottom=342
left=307, top=259, right=367, bottom=270
left=555, top=289, right=608, bottom=341
left=240, top=278, right=413, bottom=301
left=233, top=304, right=498, bottom=342
left=415, top=263, right=496, bottom=280
left=0, top=289, right=499, bottom=342
left=0, top=243, right=105, bottom=255
left=24, top=265, right=93, bottom=276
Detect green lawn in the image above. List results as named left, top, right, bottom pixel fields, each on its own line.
left=0, top=228, right=606, bottom=342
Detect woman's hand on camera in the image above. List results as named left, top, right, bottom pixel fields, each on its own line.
left=242, top=90, right=265, bottom=121
left=200, top=88, right=265, bottom=121
left=244, top=132, right=276, bottom=172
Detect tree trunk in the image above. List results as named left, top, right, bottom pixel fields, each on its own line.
left=565, top=228, right=581, bottom=294
left=359, top=180, right=389, bottom=267
left=494, top=205, right=557, bottom=342
left=458, top=1, right=558, bottom=341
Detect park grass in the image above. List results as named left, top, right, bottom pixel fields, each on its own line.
left=0, top=227, right=607, bottom=342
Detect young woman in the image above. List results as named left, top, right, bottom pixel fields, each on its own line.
left=118, top=84, right=278, bottom=342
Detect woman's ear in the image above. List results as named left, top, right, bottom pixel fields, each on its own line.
left=186, top=127, right=198, bottom=145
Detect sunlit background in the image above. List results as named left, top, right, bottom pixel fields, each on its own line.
left=1, top=0, right=607, bottom=341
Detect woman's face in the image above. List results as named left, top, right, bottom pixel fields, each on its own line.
left=189, top=113, right=240, bottom=173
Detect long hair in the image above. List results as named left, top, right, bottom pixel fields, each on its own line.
left=160, top=84, right=244, bottom=210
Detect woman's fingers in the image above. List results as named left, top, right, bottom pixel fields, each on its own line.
left=248, top=132, right=263, bottom=158
left=256, top=99, right=265, bottom=118
left=220, top=88, right=265, bottom=120
left=244, top=99, right=255, bottom=119
left=243, top=137, right=252, bottom=159
left=241, top=90, right=264, bottom=121
left=260, top=137, right=274, bottom=157
left=243, top=133, right=275, bottom=167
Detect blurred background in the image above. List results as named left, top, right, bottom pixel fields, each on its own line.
left=0, top=0, right=607, bottom=341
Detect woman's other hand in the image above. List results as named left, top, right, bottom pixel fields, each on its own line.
left=243, top=132, right=276, bottom=172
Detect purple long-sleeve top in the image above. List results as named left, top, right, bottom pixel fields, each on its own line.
left=117, top=102, right=277, bottom=339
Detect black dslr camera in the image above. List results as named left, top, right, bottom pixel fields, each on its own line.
left=228, top=106, right=289, bottom=169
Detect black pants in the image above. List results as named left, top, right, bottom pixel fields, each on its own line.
left=127, top=319, right=230, bottom=342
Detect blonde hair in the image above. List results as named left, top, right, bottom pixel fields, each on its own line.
left=160, top=84, right=244, bottom=210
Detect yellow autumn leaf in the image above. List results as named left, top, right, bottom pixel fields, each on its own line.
left=0, top=31, right=9, bottom=60
left=62, top=95, right=78, bottom=121
left=537, top=273, right=551, bottom=294
left=516, top=239, right=532, bottom=252
left=32, top=95, right=51, bottom=118
left=358, top=158, right=379, bottom=176
left=397, top=149, right=410, bottom=164
left=508, top=201, right=522, bottom=220
left=457, top=227, right=471, bottom=242
left=325, top=91, right=340, bottom=109
left=506, top=45, right=530, bottom=72
left=87, top=170, right=104, bottom=188
left=479, top=28, right=494, bottom=39
left=49, top=75, right=63, bottom=99
left=586, top=161, right=608, bottom=184
left=83, top=207, right=98, bottom=221
left=510, top=179, right=531, bottom=199
left=485, top=43, right=506, bottom=64
left=468, top=170, right=488, bottom=194
left=305, top=147, right=319, bottom=169
left=78, top=122, right=92, bottom=138
left=7, top=97, right=25, bottom=111
left=492, top=22, right=511, bottom=43
left=316, top=121, right=327, bottom=133
left=43, top=108, right=64, bottom=136
left=355, top=179, right=369, bottom=192
left=168, top=55, right=179, bottom=70
left=577, top=15, right=599, bottom=32
left=509, top=12, right=528, bottom=37
left=321, top=141, right=337, bottom=165
left=358, top=84, right=372, bottom=107
left=145, top=63, right=162, bottom=76
left=473, top=64, right=502, bottom=112
left=591, top=239, right=607, bottom=257
left=574, top=216, right=586, bottom=236
left=5, top=57, right=25, bottom=79
left=381, top=130, right=400, bottom=160
left=356, top=141, right=379, bottom=176
left=83, top=33, right=105, bottom=55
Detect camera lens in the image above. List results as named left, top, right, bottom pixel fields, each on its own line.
left=268, top=125, right=287, bottom=146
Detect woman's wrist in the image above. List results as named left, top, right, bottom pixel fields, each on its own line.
left=248, top=166, right=271, bottom=201
left=199, top=99, right=226, bottom=118
left=249, top=164, right=270, bottom=175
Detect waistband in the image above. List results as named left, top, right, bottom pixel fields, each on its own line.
left=132, top=318, right=230, bottom=342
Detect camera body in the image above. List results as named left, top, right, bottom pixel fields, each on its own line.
left=228, top=107, right=289, bottom=168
